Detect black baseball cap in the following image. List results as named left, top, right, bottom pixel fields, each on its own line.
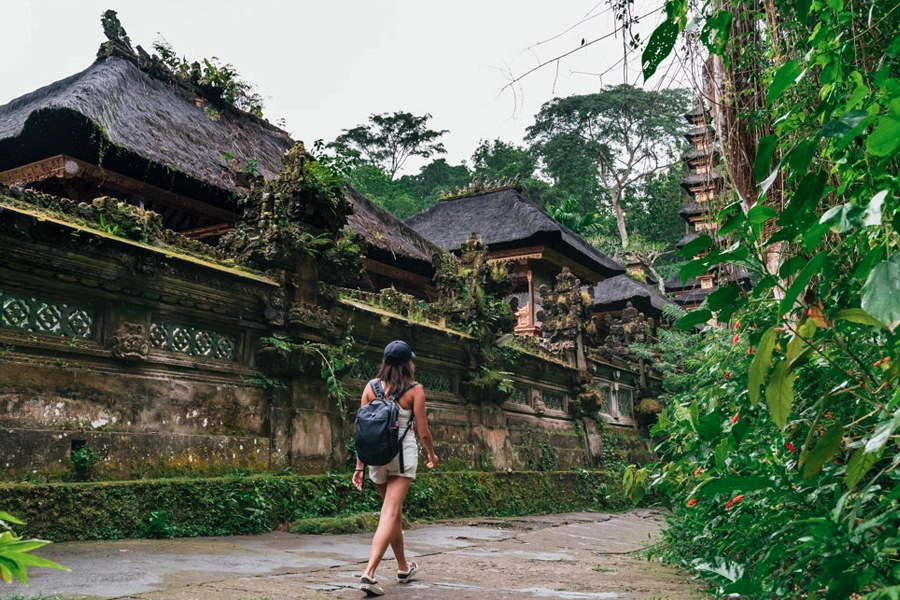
left=384, top=340, right=415, bottom=365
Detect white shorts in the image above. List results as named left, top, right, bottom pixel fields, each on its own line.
left=368, top=435, right=418, bottom=484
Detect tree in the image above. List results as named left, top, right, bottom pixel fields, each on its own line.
left=526, top=85, right=692, bottom=248
left=621, top=165, right=687, bottom=248
left=471, top=139, right=537, bottom=182
left=329, top=112, right=448, bottom=180
left=400, top=158, right=471, bottom=210
left=345, top=165, right=420, bottom=219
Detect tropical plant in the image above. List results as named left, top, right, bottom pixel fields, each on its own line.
left=620, top=0, right=900, bottom=595
left=0, top=511, right=67, bottom=585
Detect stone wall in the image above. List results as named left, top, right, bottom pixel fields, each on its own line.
left=0, top=209, right=648, bottom=482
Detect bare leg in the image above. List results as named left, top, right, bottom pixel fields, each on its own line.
left=374, top=482, right=409, bottom=572
left=364, top=476, right=412, bottom=579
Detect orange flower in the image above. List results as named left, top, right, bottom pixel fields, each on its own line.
left=687, top=498, right=697, bottom=507
left=734, top=321, right=740, bottom=330
left=748, top=347, right=753, bottom=355
left=725, top=500, right=733, bottom=509
left=731, top=494, right=744, bottom=504
left=732, top=413, right=739, bottom=423
left=725, top=371, right=731, bottom=379
left=694, top=466, right=702, bottom=476
left=785, top=441, right=795, bottom=452
left=732, top=334, right=740, bottom=344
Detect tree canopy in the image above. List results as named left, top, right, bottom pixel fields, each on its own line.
left=526, top=85, right=692, bottom=247
left=329, top=111, right=448, bottom=180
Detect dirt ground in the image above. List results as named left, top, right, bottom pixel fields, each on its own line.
left=3, top=510, right=701, bottom=600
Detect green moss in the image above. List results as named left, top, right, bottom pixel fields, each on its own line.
left=0, top=471, right=622, bottom=542
left=0, top=191, right=272, bottom=283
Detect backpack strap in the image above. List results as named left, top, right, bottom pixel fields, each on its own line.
left=394, top=382, right=418, bottom=473
left=370, top=379, right=385, bottom=402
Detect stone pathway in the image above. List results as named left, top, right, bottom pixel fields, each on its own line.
left=2, top=510, right=699, bottom=600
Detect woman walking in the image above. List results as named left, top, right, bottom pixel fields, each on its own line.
left=352, top=340, right=438, bottom=597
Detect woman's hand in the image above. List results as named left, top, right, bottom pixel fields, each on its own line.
left=426, top=452, right=438, bottom=469
left=352, top=469, right=364, bottom=491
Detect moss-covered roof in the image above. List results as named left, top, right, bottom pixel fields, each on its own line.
left=406, top=188, right=623, bottom=279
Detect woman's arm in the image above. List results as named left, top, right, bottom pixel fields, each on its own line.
left=352, top=382, right=376, bottom=491
left=412, top=385, right=438, bottom=468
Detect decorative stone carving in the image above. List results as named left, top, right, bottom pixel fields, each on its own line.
left=287, top=302, right=338, bottom=338
left=537, top=268, right=595, bottom=364
left=110, top=323, right=149, bottom=361
left=603, top=301, right=654, bottom=353
left=533, top=394, right=547, bottom=417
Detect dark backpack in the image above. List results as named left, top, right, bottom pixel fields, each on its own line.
left=355, top=379, right=416, bottom=468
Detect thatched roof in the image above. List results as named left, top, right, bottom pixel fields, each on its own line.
left=406, top=188, right=623, bottom=279
left=0, top=54, right=437, bottom=270
left=0, top=55, right=293, bottom=202
left=675, top=231, right=700, bottom=249
left=684, top=105, right=709, bottom=120
left=674, top=287, right=712, bottom=307
left=683, top=146, right=719, bottom=163
left=679, top=172, right=724, bottom=190
left=344, top=184, right=439, bottom=274
left=678, top=201, right=707, bottom=219
left=593, top=275, right=676, bottom=318
left=684, top=125, right=713, bottom=139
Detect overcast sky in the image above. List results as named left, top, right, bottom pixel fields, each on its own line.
left=2, top=0, right=687, bottom=174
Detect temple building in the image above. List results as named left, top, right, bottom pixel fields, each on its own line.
left=665, top=104, right=749, bottom=308
left=406, top=186, right=624, bottom=335
left=0, top=12, right=661, bottom=483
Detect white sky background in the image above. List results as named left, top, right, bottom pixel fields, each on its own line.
left=1, top=0, right=691, bottom=175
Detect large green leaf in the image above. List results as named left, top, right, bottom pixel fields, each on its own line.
left=697, top=412, right=724, bottom=442
left=680, top=234, right=713, bottom=258
left=834, top=308, right=886, bottom=328
left=861, top=254, right=900, bottom=330
left=714, top=436, right=735, bottom=470
left=765, top=360, right=793, bottom=429
left=820, top=109, right=870, bottom=138
left=820, top=203, right=865, bottom=232
left=778, top=171, right=826, bottom=229
left=748, top=204, right=777, bottom=224
left=699, top=10, right=733, bottom=54
left=795, top=0, right=811, bottom=22
left=754, top=134, right=778, bottom=182
left=861, top=585, right=900, bottom=599
left=779, top=252, right=827, bottom=316
left=694, top=556, right=746, bottom=583
left=788, top=139, right=817, bottom=173
left=767, top=60, right=805, bottom=107
left=0, top=512, right=24, bottom=525
left=749, top=327, right=776, bottom=406
left=862, top=190, right=887, bottom=227
left=642, top=20, right=679, bottom=81
left=675, top=309, right=712, bottom=330
left=864, top=408, right=900, bottom=455
left=718, top=210, right=746, bottom=236
left=866, top=116, right=900, bottom=157
left=845, top=446, right=884, bottom=489
left=694, top=475, right=772, bottom=497
left=706, top=284, right=742, bottom=312
left=802, top=423, right=843, bottom=480
left=680, top=256, right=714, bottom=284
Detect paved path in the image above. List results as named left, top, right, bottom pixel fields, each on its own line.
left=3, top=511, right=698, bottom=600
